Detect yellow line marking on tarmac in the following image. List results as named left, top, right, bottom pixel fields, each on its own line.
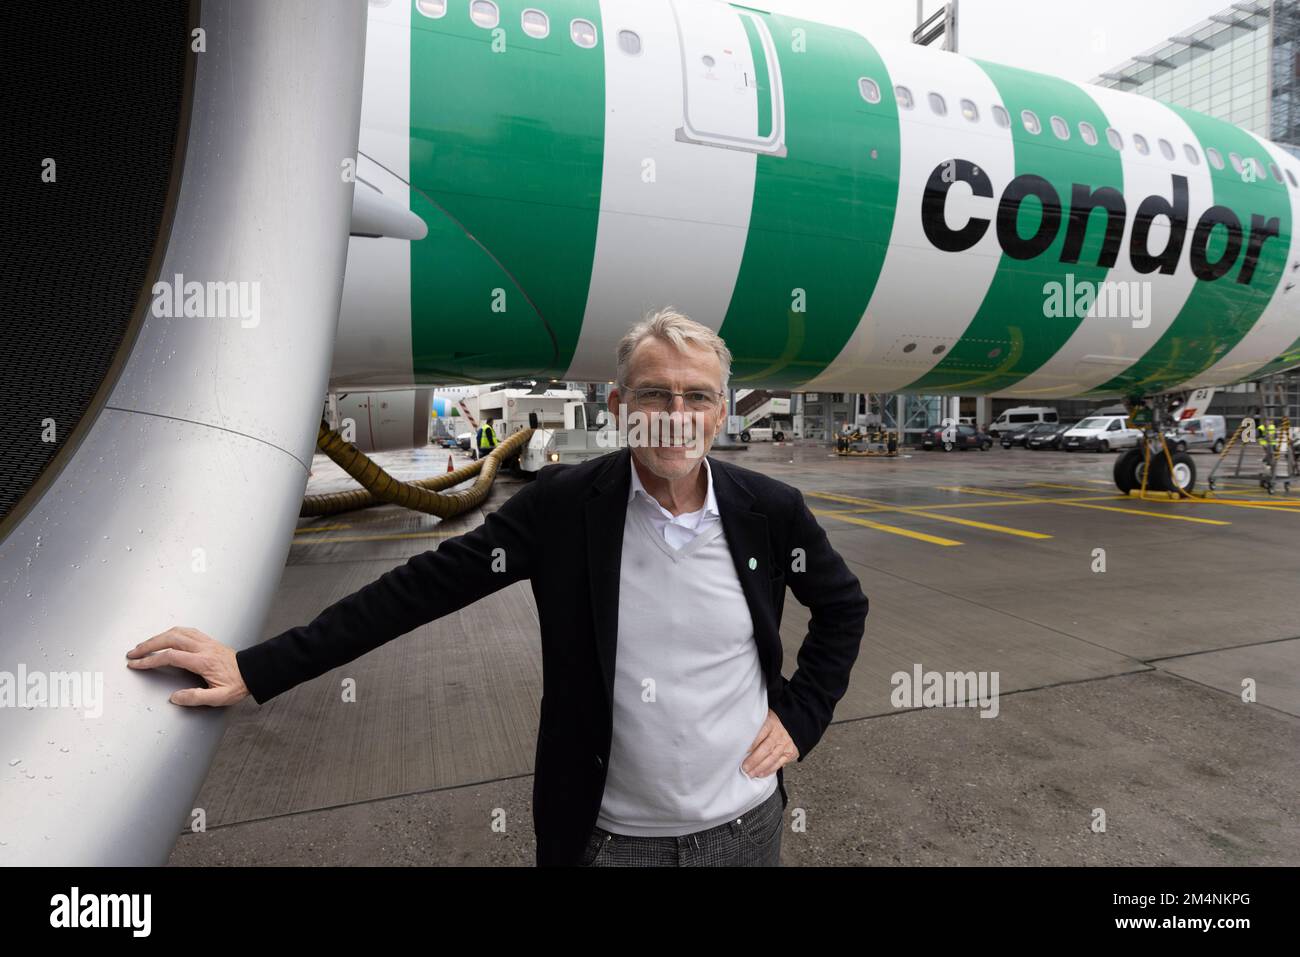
left=293, top=523, right=355, bottom=533
left=938, top=486, right=1230, bottom=525
left=291, top=530, right=461, bottom=545
left=810, top=509, right=963, bottom=546
left=1173, top=498, right=1300, bottom=513
left=1026, top=482, right=1300, bottom=512
left=1071, top=475, right=1300, bottom=504
left=1030, top=481, right=1277, bottom=501
left=808, top=491, right=1051, bottom=539
left=1028, top=482, right=1128, bottom=494
left=835, top=500, right=1040, bottom=511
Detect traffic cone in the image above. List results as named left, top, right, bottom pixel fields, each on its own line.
left=446, top=454, right=455, bottom=473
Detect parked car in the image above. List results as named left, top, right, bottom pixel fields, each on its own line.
left=1164, top=415, right=1227, bottom=453
left=1000, top=422, right=1045, bottom=448
left=1026, top=421, right=1077, bottom=450
left=921, top=423, right=993, bottom=451
left=988, top=406, right=1059, bottom=437
left=1060, top=415, right=1142, bottom=452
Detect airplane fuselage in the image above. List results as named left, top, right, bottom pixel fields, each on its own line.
left=332, top=0, right=1300, bottom=399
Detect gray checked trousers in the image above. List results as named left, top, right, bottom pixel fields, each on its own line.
left=579, top=786, right=786, bottom=867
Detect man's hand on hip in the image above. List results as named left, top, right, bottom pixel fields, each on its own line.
left=741, top=708, right=799, bottom=778
left=126, top=626, right=249, bottom=707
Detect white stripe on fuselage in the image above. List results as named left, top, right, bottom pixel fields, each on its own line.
left=564, top=0, right=757, bottom=382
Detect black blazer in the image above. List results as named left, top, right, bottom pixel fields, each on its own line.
left=237, top=446, right=869, bottom=866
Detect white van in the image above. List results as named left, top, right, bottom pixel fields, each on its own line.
left=1061, top=415, right=1142, bottom=452
left=1164, top=415, right=1226, bottom=453
left=988, top=406, right=1058, bottom=436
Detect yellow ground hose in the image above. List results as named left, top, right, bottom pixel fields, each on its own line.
left=300, top=421, right=534, bottom=517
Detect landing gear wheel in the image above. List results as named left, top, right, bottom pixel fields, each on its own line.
left=1114, top=448, right=1143, bottom=493
left=1166, top=451, right=1196, bottom=492
left=1145, top=451, right=1174, bottom=492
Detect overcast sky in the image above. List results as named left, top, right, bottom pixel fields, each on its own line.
left=759, top=0, right=1237, bottom=80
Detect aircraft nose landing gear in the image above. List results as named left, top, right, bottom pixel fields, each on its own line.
left=1113, top=445, right=1196, bottom=494
left=1113, top=396, right=1197, bottom=496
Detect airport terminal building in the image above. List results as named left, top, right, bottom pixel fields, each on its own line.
left=1090, top=0, right=1300, bottom=424
left=1092, top=0, right=1300, bottom=157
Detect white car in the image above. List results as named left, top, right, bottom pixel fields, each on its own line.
left=1060, top=415, right=1142, bottom=452
left=988, top=406, right=1058, bottom=437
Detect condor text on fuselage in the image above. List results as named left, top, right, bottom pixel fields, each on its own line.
left=922, top=158, right=1281, bottom=286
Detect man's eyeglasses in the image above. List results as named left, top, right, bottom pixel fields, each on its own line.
left=625, top=388, right=724, bottom=411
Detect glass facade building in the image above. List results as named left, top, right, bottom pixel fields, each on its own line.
left=1092, top=0, right=1300, bottom=157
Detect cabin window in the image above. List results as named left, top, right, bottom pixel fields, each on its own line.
left=859, top=78, right=881, bottom=104
left=571, top=18, right=597, bottom=47
left=928, top=92, right=947, bottom=116
left=1133, top=134, right=1150, bottom=155
left=1184, top=143, right=1201, bottom=165
left=1270, top=162, right=1284, bottom=183
left=470, top=0, right=498, bottom=29
left=1158, top=138, right=1175, bottom=160
left=521, top=9, right=549, bottom=38
left=1079, top=121, right=1098, bottom=145
left=1106, top=127, right=1123, bottom=150
left=1287, top=168, right=1298, bottom=187
left=960, top=98, right=979, bottom=122
left=1021, top=109, right=1041, bottom=134
left=991, top=104, right=1010, bottom=128
left=1229, top=151, right=1244, bottom=173
left=895, top=85, right=914, bottom=110
left=617, top=29, right=641, bottom=54
left=1050, top=115, right=1069, bottom=140
left=1207, top=147, right=1225, bottom=169
left=415, top=0, right=446, bottom=18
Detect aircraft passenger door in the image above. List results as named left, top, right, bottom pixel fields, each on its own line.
left=670, top=0, right=786, bottom=156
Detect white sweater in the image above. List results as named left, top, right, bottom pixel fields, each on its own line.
left=596, top=457, right=778, bottom=836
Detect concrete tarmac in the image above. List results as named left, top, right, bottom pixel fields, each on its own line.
left=168, top=441, right=1300, bottom=865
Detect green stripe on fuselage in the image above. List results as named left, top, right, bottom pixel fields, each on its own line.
left=408, top=0, right=604, bottom=381
left=904, top=62, right=1122, bottom=394
left=1093, top=107, right=1291, bottom=396
left=717, top=13, right=899, bottom=388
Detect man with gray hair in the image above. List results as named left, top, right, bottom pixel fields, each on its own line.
left=128, top=307, right=870, bottom=867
